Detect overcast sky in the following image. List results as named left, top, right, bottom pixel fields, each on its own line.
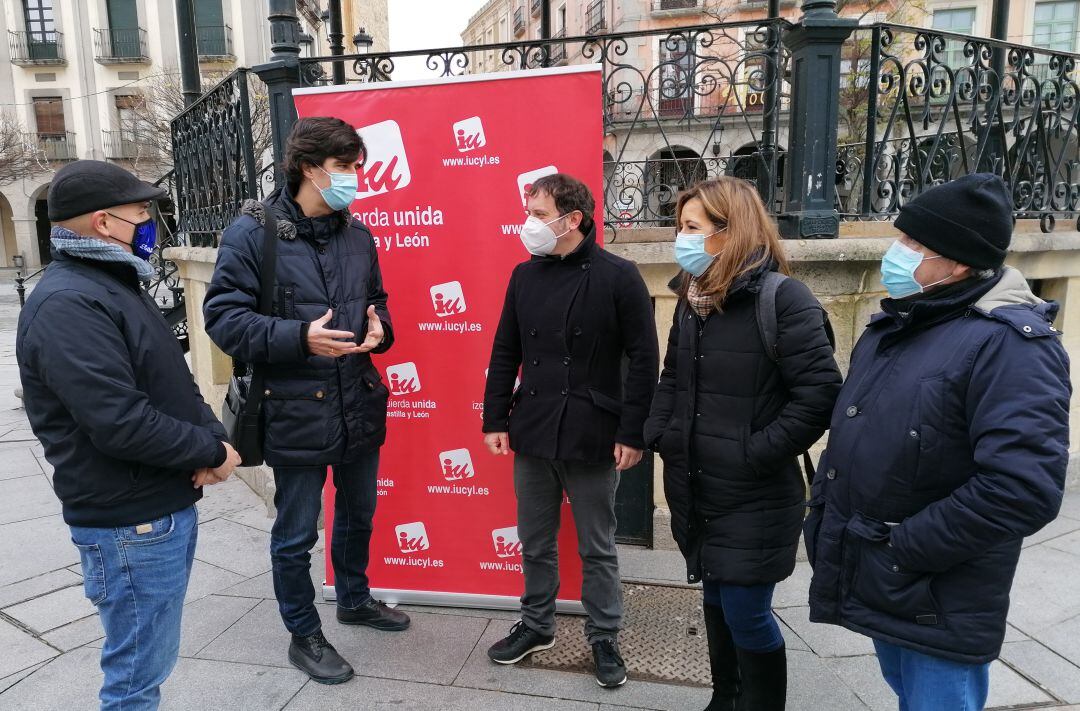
left=387, top=0, right=491, bottom=80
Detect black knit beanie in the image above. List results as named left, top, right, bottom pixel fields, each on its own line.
left=894, top=173, right=1013, bottom=270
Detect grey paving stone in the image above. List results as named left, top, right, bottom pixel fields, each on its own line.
left=780, top=618, right=810, bottom=653
left=452, top=618, right=714, bottom=711
left=0, top=515, right=78, bottom=587
left=1004, top=623, right=1030, bottom=643
left=0, top=569, right=81, bottom=608
left=3, top=584, right=96, bottom=633
left=178, top=594, right=261, bottom=658
left=1007, top=545, right=1080, bottom=635
left=826, top=654, right=896, bottom=711
left=217, top=552, right=326, bottom=600
left=786, top=649, right=872, bottom=711
left=0, top=447, right=40, bottom=475
left=0, top=661, right=48, bottom=694
left=1058, top=491, right=1080, bottom=520
left=1045, top=528, right=1080, bottom=557
left=398, top=603, right=521, bottom=623
left=225, top=504, right=276, bottom=533
left=40, top=614, right=104, bottom=652
left=286, top=674, right=600, bottom=711
left=775, top=607, right=876, bottom=658
left=616, top=545, right=690, bottom=586
left=1030, top=614, right=1080, bottom=668
left=1024, top=514, right=1080, bottom=548
left=987, top=659, right=1053, bottom=708
left=196, top=477, right=265, bottom=522
left=193, top=517, right=273, bottom=578
left=0, top=647, right=103, bottom=710
left=159, top=655, right=308, bottom=711
left=0, top=617, right=59, bottom=679
left=1001, top=640, right=1080, bottom=704
left=184, top=559, right=247, bottom=604
left=0, top=473, right=59, bottom=525
left=199, top=600, right=488, bottom=686
left=773, top=562, right=813, bottom=610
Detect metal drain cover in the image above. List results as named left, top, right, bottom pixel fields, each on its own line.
left=522, top=583, right=710, bottom=687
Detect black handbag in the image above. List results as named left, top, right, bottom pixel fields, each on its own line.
left=221, top=207, right=278, bottom=466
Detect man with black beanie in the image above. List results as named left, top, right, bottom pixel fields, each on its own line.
left=16, top=160, right=241, bottom=710
left=804, top=173, right=1072, bottom=711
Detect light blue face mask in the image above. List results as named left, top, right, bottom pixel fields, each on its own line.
left=674, top=229, right=724, bottom=277
left=315, top=166, right=359, bottom=211
left=880, top=241, right=946, bottom=299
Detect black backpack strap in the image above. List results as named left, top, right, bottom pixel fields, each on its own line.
left=234, top=207, right=279, bottom=415
left=755, top=271, right=787, bottom=363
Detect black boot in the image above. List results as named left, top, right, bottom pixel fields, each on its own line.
left=337, top=598, right=411, bottom=631
left=734, top=643, right=787, bottom=711
left=288, top=631, right=354, bottom=684
left=703, top=604, right=739, bottom=711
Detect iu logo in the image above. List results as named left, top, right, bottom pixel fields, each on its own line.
left=356, top=120, right=412, bottom=200
left=491, top=526, right=522, bottom=558
left=516, top=165, right=559, bottom=207
left=385, top=362, right=421, bottom=396
left=430, top=281, right=466, bottom=317
left=438, top=448, right=475, bottom=481
left=453, top=116, right=487, bottom=153
left=395, top=522, right=430, bottom=553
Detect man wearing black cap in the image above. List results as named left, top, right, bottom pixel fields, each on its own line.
left=16, top=160, right=241, bottom=710
left=805, top=173, right=1071, bottom=711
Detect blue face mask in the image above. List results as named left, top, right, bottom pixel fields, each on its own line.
left=316, top=167, right=359, bottom=211
left=880, top=241, right=946, bottom=299
left=674, top=229, right=724, bottom=277
left=107, top=212, right=157, bottom=261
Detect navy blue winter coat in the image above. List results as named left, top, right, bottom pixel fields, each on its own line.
left=806, top=268, right=1071, bottom=664
left=203, top=187, right=393, bottom=467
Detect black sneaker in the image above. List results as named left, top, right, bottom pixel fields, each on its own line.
left=288, top=631, right=354, bottom=684
left=592, top=638, right=627, bottom=688
left=487, top=621, right=555, bottom=664
left=337, top=598, right=411, bottom=631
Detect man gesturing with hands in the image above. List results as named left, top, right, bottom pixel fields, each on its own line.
left=205, top=118, right=405, bottom=686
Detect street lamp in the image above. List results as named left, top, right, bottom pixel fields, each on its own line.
left=353, top=26, right=373, bottom=54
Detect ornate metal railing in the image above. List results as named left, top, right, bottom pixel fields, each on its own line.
left=145, top=169, right=189, bottom=348
left=298, top=19, right=790, bottom=227
left=170, top=68, right=257, bottom=246
left=197, top=24, right=234, bottom=59
left=8, top=30, right=64, bottom=65
left=29, top=132, right=76, bottom=161
left=586, top=0, right=606, bottom=35
left=93, top=27, right=149, bottom=63
left=836, top=24, right=1080, bottom=229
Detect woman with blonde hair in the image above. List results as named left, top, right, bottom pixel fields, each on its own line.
left=644, top=177, right=841, bottom=710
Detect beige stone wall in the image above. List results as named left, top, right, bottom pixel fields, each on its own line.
left=167, top=228, right=1080, bottom=545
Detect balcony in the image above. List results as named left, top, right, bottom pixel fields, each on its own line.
left=550, top=29, right=567, bottom=64
left=514, top=7, right=526, bottom=36
left=94, top=28, right=149, bottom=64
left=531, top=0, right=542, bottom=17
left=196, top=25, right=234, bottom=61
left=586, top=0, right=606, bottom=33
left=30, top=132, right=76, bottom=161
left=103, top=130, right=160, bottom=160
left=8, top=31, right=65, bottom=66
left=653, top=0, right=700, bottom=10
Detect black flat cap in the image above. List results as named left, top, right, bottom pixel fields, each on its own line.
left=47, top=160, right=167, bottom=222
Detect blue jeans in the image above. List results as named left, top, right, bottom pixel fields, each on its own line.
left=69, top=505, right=198, bottom=711
left=874, top=639, right=990, bottom=711
left=271, top=451, right=379, bottom=636
left=702, top=580, right=784, bottom=652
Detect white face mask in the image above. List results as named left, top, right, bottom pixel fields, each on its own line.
left=519, top=213, right=571, bottom=256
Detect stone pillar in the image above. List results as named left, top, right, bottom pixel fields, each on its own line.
left=13, top=218, right=40, bottom=268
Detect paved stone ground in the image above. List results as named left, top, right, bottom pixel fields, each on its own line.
left=0, top=271, right=1078, bottom=710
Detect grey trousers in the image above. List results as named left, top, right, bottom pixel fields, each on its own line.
left=513, top=454, right=623, bottom=644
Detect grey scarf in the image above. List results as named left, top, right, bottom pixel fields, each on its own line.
left=50, top=225, right=155, bottom=281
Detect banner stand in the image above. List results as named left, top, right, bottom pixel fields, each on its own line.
left=323, top=585, right=587, bottom=615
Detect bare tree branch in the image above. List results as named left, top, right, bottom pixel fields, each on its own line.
left=0, top=112, right=51, bottom=185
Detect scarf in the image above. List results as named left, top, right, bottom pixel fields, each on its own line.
left=50, top=225, right=155, bottom=281
left=686, top=276, right=714, bottom=318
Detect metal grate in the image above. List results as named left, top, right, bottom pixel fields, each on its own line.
left=522, top=583, right=710, bottom=687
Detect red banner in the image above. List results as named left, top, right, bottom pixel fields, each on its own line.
left=293, top=66, right=604, bottom=610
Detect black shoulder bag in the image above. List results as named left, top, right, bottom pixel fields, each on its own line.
left=221, top=208, right=278, bottom=466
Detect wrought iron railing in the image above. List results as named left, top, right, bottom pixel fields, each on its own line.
left=8, top=30, right=64, bottom=64
left=93, top=27, right=148, bottom=62
left=297, top=20, right=790, bottom=227
left=29, top=132, right=76, bottom=161
left=586, top=0, right=606, bottom=35
left=170, top=68, right=257, bottom=245
left=549, top=29, right=568, bottom=63
left=146, top=169, right=189, bottom=348
left=835, top=24, right=1080, bottom=228
left=197, top=24, right=234, bottom=59
left=103, top=130, right=160, bottom=160
left=514, top=7, right=526, bottom=36
left=531, top=0, right=542, bottom=17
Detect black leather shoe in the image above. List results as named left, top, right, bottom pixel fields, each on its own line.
left=336, top=598, right=411, bottom=631
left=288, top=631, right=354, bottom=685
left=487, top=621, right=555, bottom=664
left=592, top=638, right=628, bottom=688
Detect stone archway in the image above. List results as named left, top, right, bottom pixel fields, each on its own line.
left=0, top=192, right=16, bottom=268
